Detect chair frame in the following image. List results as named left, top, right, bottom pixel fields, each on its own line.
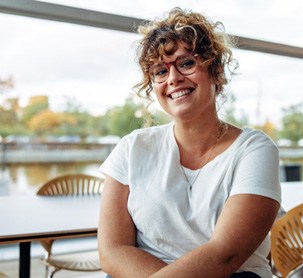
left=36, top=174, right=104, bottom=278
left=36, top=174, right=103, bottom=196
left=271, top=204, right=303, bottom=278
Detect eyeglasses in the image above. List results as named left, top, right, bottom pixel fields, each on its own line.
left=148, top=53, right=198, bottom=84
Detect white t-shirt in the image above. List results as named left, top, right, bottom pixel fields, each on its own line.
left=99, top=122, right=281, bottom=278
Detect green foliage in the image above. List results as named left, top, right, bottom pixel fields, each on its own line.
left=58, top=111, right=105, bottom=138
left=0, top=94, right=106, bottom=139
left=279, top=103, right=303, bottom=144
left=0, top=99, right=29, bottom=137
left=220, top=93, right=249, bottom=127
left=150, top=109, right=172, bottom=126
left=104, top=98, right=144, bottom=137
left=254, top=120, right=278, bottom=141
left=0, top=124, right=29, bottom=137
left=0, top=92, right=301, bottom=144
left=0, top=106, right=18, bottom=125
left=52, top=96, right=106, bottom=138
left=62, top=96, right=85, bottom=113
left=28, top=110, right=76, bottom=136
left=21, top=96, right=49, bottom=124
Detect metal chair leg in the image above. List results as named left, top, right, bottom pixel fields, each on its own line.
left=49, top=268, right=60, bottom=278
left=45, top=264, right=49, bottom=278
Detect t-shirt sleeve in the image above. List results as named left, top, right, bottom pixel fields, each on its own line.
left=230, top=134, right=281, bottom=204
left=99, top=136, right=129, bottom=185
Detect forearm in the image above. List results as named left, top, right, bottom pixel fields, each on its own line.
left=98, top=177, right=167, bottom=277
left=150, top=195, right=279, bottom=278
left=149, top=242, right=236, bottom=278
left=100, top=245, right=167, bottom=278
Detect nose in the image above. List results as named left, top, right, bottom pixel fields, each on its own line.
left=167, top=65, right=185, bottom=85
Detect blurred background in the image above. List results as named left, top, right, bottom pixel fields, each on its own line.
left=1, top=0, right=303, bottom=196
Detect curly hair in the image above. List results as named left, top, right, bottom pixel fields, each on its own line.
left=133, top=7, right=238, bottom=102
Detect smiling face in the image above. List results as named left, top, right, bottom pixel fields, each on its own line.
left=152, top=44, right=217, bottom=122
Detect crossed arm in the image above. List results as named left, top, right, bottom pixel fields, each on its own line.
left=98, top=175, right=279, bottom=278
left=98, top=175, right=167, bottom=277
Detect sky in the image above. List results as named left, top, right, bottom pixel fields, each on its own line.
left=0, top=0, right=302, bottom=128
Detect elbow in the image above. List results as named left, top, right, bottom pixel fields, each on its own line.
left=98, top=241, right=129, bottom=275
left=99, top=252, right=114, bottom=275
left=223, top=254, right=245, bottom=274
left=207, top=243, right=249, bottom=275
left=98, top=243, right=115, bottom=274
left=220, top=249, right=256, bottom=275
left=98, top=234, right=111, bottom=273
left=98, top=256, right=110, bottom=274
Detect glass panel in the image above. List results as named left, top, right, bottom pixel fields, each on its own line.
left=36, top=0, right=303, bottom=46
left=0, top=13, right=140, bottom=113
left=0, top=14, right=141, bottom=196
left=229, top=49, right=303, bottom=127
left=1, top=10, right=302, bottom=195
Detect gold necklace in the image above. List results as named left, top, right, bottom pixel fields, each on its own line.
left=182, top=122, right=228, bottom=190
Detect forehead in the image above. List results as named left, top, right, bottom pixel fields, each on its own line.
left=157, top=44, right=190, bottom=63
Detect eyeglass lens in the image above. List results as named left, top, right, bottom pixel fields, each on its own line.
left=149, top=54, right=197, bottom=83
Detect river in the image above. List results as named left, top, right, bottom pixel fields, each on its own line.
left=0, top=162, right=102, bottom=196
left=1, top=157, right=302, bottom=196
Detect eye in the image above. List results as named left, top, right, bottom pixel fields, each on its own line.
left=178, top=57, right=196, bottom=70
left=151, top=64, right=168, bottom=77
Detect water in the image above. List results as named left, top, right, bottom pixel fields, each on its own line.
left=0, top=162, right=102, bottom=196
left=1, top=160, right=302, bottom=196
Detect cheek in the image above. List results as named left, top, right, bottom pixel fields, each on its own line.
left=153, top=84, right=165, bottom=98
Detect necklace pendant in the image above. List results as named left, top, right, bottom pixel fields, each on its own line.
left=190, top=185, right=192, bottom=190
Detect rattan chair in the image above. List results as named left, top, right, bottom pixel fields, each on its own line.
left=36, top=174, right=104, bottom=278
left=271, top=204, right=303, bottom=278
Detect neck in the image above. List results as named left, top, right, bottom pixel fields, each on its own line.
left=174, top=116, right=227, bottom=169
left=174, top=114, right=220, bottom=147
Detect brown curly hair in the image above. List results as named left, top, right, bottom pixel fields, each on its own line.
left=133, top=7, right=238, bottom=101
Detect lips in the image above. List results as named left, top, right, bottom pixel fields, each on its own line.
left=170, top=89, right=193, bottom=100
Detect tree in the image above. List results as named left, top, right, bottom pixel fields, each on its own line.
left=279, top=103, right=303, bottom=145
left=150, top=109, right=172, bottom=126
left=0, top=106, right=18, bottom=125
left=255, top=120, right=278, bottom=141
left=104, top=98, right=144, bottom=137
left=28, top=110, right=76, bottom=136
left=54, top=96, right=105, bottom=138
left=3, top=98, right=20, bottom=115
left=22, top=95, right=49, bottom=123
left=62, top=96, right=84, bottom=113
left=220, top=93, right=249, bottom=127
left=59, top=111, right=105, bottom=138
left=0, top=97, right=27, bottom=137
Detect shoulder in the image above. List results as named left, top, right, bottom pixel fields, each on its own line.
left=218, top=125, right=278, bottom=159
left=239, top=128, right=278, bottom=149
left=230, top=127, right=280, bottom=163
left=115, top=123, right=174, bottom=159
left=123, top=122, right=173, bottom=144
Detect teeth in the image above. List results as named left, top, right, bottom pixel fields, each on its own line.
left=170, top=89, right=191, bottom=99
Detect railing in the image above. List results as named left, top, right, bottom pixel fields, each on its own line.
left=1, top=142, right=112, bottom=150
left=1, top=143, right=303, bottom=164
left=279, top=147, right=303, bottom=159
left=0, top=142, right=116, bottom=164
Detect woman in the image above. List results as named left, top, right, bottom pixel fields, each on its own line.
left=98, top=8, right=281, bottom=278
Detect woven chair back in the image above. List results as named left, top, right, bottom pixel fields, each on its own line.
left=271, top=204, right=303, bottom=277
left=36, top=174, right=104, bottom=196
